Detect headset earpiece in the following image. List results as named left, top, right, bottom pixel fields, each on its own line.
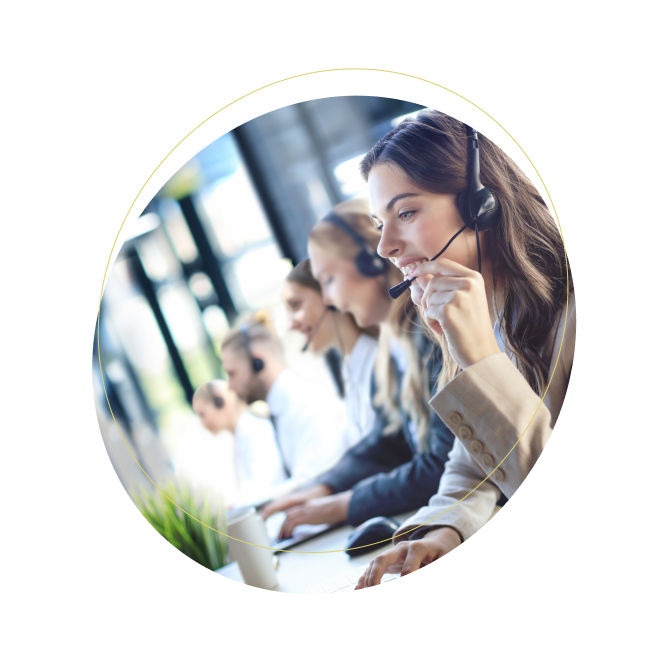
left=457, top=126, right=500, bottom=232
left=206, top=383, right=225, bottom=409
left=251, top=356, right=265, bottom=373
left=240, top=324, right=265, bottom=373
left=323, top=212, right=388, bottom=278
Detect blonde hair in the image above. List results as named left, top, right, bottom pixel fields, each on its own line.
left=192, top=379, right=227, bottom=406
left=309, top=198, right=433, bottom=447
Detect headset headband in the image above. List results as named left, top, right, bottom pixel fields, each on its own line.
left=323, top=211, right=388, bottom=278
left=323, top=212, right=374, bottom=252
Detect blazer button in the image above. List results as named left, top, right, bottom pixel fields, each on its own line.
left=470, top=439, right=484, bottom=454
left=482, top=453, right=495, bottom=467
left=448, top=412, right=462, bottom=426
left=494, top=468, right=505, bottom=482
left=458, top=425, right=473, bottom=440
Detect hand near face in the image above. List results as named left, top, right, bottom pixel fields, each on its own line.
left=409, top=258, right=501, bottom=370
left=277, top=491, right=352, bottom=540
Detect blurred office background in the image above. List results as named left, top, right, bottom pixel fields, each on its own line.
left=93, top=96, right=424, bottom=503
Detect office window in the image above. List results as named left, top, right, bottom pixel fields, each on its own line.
left=102, top=258, right=190, bottom=454
left=192, top=137, right=293, bottom=311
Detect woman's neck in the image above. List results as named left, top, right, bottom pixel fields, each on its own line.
left=335, top=314, right=362, bottom=358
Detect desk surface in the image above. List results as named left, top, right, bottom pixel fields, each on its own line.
left=274, top=513, right=414, bottom=594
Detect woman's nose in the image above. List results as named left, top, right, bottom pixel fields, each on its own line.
left=290, top=311, right=304, bottom=331
left=321, top=289, right=334, bottom=308
left=376, top=221, right=401, bottom=259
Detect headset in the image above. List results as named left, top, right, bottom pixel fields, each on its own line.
left=323, top=211, right=389, bottom=278
left=388, top=124, right=500, bottom=299
left=206, top=383, right=225, bottom=409
left=239, top=324, right=265, bottom=373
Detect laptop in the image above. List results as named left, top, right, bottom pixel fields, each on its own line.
left=264, top=511, right=342, bottom=552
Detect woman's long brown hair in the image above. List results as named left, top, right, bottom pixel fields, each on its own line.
left=360, top=110, right=572, bottom=395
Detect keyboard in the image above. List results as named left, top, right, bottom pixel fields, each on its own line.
left=305, top=564, right=400, bottom=594
left=264, top=511, right=337, bottom=551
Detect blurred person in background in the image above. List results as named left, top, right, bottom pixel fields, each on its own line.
left=260, top=198, right=456, bottom=538
left=282, top=258, right=379, bottom=448
left=192, top=380, right=287, bottom=508
left=220, top=312, right=348, bottom=497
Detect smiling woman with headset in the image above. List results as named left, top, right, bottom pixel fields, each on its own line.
left=354, top=109, right=576, bottom=588
left=282, top=258, right=379, bottom=447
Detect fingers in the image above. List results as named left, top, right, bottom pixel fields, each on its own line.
left=355, top=545, right=407, bottom=589
left=278, top=509, right=302, bottom=540
left=410, top=258, right=473, bottom=278
left=261, top=495, right=304, bottom=520
left=410, top=281, right=424, bottom=307
left=355, top=541, right=436, bottom=589
left=400, top=542, right=431, bottom=576
left=259, top=503, right=276, bottom=520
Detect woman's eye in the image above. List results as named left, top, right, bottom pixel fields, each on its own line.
left=399, top=210, right=415, bottom=221
left=376, top=223, right=384, bottom=232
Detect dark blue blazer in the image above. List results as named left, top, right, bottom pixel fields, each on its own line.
left=316, top=332, right=456, bottom=526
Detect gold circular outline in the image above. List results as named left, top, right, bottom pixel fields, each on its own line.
left=96, top=67, right=570, bottom=556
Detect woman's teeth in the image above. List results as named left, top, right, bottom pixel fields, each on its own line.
left=402, top=259, right=427, bottom=276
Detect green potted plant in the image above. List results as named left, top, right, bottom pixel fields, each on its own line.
left=133, top=481, right=228, bottom=571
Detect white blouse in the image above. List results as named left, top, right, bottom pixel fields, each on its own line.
left=341, top=333, right=379, bottom=450
left=232, top=411, right=288, bottom=507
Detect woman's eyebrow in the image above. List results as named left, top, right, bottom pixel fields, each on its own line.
left=370, top=192, right=420, bottom=219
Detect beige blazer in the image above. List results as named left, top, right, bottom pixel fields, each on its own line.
left=395, top=291, right=576, bottom=543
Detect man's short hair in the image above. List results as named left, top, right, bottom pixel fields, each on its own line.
left=220, top=314, right=283, bottom=361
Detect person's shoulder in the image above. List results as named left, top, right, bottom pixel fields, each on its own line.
left=237, top=410, right=272, bottom=432
left=284, top=370, right=339, bottom=404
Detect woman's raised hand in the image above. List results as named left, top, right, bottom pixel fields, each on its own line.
left=355, top=526, right=462, bottom=589
left=410, top=258, right=501, bottom=370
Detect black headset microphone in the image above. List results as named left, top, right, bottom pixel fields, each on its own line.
left=301, top=305, right=336, bottom=352
left=387, top=125, right=500, bottom=300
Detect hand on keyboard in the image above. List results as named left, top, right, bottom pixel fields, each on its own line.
left=305, top=564, right=399, bottom=594
left=354, top=529, right=461, bottom=589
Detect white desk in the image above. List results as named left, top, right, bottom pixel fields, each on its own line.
left=274, top=513, right=415, bottom=594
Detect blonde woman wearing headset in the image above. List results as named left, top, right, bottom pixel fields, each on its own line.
left=282, top=258, right=379, bottom=448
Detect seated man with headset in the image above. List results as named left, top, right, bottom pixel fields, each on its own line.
left=219, top=315, right=348, bottom=505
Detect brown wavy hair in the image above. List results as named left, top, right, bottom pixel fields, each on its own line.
left=308, top=198, right=432, bottom=445
left=360, top=109, right=572, bottom=395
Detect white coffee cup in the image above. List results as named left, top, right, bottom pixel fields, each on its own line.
left=225, top=507, right=278, bottom=590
